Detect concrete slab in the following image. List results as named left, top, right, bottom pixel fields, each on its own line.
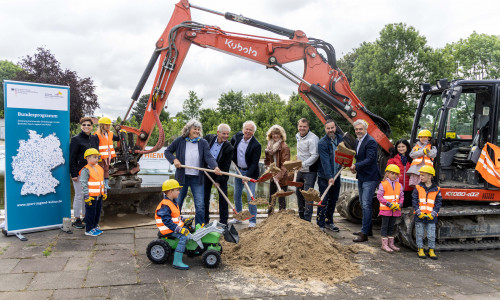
left=52, top=287, right=110, bottom=299
left=12, top=257, right=69, bottom=273
left=2, top=244, right=48, bottom=259
left=85, top=261, right=137, bottom=287
left=109, top=283, right=166, bottom=300
left=95, top=233, right=134, bottom=245
left=102, top=228, right=135, bottom=234
left=0, top=290, right=53, bottom=300
left=92, top=249, right=135, bottom=263
left=28, top=270, right=87, bottom=290
left=163, top=279, right=221, bottom=299
left=0, top=258, right=20, bottom=274
left=64, top=256, right=92, bottom=271
left=53, top=238, right=95, bottom=252
left=135, top=227, right=158, bottom=239
left=94, top=243, right=135, bottom=251
left=0, top=273, right=34, bottom=291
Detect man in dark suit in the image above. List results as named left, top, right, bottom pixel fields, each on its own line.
left=349, top=119, right=381, bottom=242
left=230, top=120, right=262, bottom=228
left=203, top=124, right=234, bottom=225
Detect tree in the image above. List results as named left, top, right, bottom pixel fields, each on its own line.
left=130, top=93, right=169, bottom=124
left=14, top=47, right=99, bottom=123
left=217, top=90, right=245, bottom=115
left=0, top=60, right=22, bottom=117
left=182, top=90, right=203, bottom=120
left=349, top=23, right=443, bottom=139
left=445, top=32, right=500, bottom=80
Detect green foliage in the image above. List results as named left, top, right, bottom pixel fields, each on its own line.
left=183, top=90, right=203, bottom=120
left=0, top=60, right=22, bottom=116
left=130, top=93, right=170, bottom=124
left=348, top=23, right=446, bottom=140
left=14, top=47, right=99, bottom=123
left=444, top=32, right=500, bottom=80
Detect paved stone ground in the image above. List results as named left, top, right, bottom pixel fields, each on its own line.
left=1, top=216, right=500, bottom=300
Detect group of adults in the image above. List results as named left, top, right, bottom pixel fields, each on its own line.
left=70, top=115, right=414, bottom=241
left=163, top=117, right=345, bottom=231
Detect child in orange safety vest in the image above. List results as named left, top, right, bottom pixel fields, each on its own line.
left=94, top=117, right=120, bottom=190
left=80, top=148, right=107, bottom=237
left=412, top=165, right=442, bottom=260
left=407, top=129, right=437, bottom=187
left=155, top=179, right=193, bottom=270
left=377, top=164, right=404, bottom=253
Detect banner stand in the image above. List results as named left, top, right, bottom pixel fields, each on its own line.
left=3, top=80, right=71, bottom=239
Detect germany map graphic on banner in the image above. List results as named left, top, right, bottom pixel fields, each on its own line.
left=11, top=130, right=65, bottom=196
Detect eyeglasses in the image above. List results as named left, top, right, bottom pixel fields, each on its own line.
left=81, top=124, right=93, bottom=127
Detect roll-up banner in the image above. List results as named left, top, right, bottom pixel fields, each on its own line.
left=3, top=80, right=70, bottom=240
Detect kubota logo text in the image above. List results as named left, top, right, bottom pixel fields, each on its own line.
left=225, top=39, right=257, bottom=57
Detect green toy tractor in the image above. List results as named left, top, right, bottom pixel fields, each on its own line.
left=146, top=220, right=239, bottom=268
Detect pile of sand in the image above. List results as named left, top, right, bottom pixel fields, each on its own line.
left=221, top=210, right=362, bottom=285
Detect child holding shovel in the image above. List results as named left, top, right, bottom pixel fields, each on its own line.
left=377, top=164, right=404, bottom=253
left=155, top=179, right=192, bottom=270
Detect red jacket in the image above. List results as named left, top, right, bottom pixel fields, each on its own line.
left=387, top=154, right=413, bottom=192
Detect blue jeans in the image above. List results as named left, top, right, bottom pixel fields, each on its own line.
left=84, top=195, right=102, bottom=232
left=358, top=180, right=378, bottom=235
left=233, top=168, right=257, bottom=223
left=178, top=175, right=205, bottom=226
left=317, top=176, right=341, bottom=227
left=296, top=171, right=317, bottom=221
left=415, top=221, right=436, bottom=249
left=168, top=232, right=189, bottom=253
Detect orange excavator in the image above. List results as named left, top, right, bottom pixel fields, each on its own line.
left=108, top=0, right=500, bottom=250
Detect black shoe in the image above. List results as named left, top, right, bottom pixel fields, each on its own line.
left=325, top=224, right=340, bottom=232
left=353, top=230, right=373, bottom=237
left=353, top=233, right=368, bottom=242
left=72, top=219, right=84, bottom=229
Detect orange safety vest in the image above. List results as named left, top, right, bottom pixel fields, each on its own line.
left=475, top=142, right=500, bottom=188
left=95, top=131, right=116, bottom=159
left=79, top=164, right=105, bottom=196
left=410, top=144, right=433, bottom=167
left=379, top=180, right=402, bottom=211
left=155, top=199, right=185, bottom=235
left=415, top=185, right=440, bottom=215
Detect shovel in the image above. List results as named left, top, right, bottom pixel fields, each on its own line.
left=309, top=167, right=344, bottom=207
left=283, top=160, right=304, bottom=187
left=231, top=161, right=267, bottom=205
left=272, top=177, right=294, bottom=198
left=203, top=171, right=253, bottom=222
left=181, top=165, right=257, bottom=182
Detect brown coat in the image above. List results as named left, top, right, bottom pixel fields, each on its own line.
left=264, top=141, right=290, bottom=187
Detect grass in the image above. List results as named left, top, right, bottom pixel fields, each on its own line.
left=42, top=241, right=57, bottom=256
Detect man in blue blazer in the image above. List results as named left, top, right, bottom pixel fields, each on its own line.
left=349, top=119, right=380, bottom=242
left=230, top=120, right=262, bottom=227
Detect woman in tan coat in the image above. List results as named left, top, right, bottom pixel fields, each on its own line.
left=264, top=125, right=290, bottom=211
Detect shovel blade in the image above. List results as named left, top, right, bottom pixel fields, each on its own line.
left=287, top=181, right=303, bottom=187
left=256, top=172, right=274, bottom=182
left=223, top=224, right=239, bottom=244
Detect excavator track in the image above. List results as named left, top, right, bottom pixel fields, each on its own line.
left=397, top=205, right=500, bottom=251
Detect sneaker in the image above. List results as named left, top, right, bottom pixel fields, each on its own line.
left=248, top=222, right=256, bottom=228
left=85, top=229, right=99, bottom=236
left=325, top=223, right=340, bottom=232
left=319, top=227, right=326, bottom=232
left=72, top=219, right=85, bottom=229
left=229, top=218, right=242, bottom=224
left=94, top=228, right=103, bottom=236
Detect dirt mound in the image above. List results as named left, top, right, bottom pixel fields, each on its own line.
left=221, top=210, right=361, bottom=285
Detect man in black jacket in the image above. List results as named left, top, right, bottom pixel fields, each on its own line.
left=203, top=124, right=234, bottom=225
left=69, top=117, right=99, bottom=229
left=230, top=121, right=262, bottom=227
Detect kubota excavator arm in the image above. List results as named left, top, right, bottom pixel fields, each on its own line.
left=113, top=0, right=393, bottom=176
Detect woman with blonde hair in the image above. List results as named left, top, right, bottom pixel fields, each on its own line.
left=264, top=124, right=290, bottom=211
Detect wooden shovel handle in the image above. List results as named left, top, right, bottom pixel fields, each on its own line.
left=231, top=161, right=255, bottom=201
left=319, top=168, right=344, bottom=202
left=181, top=165, right=256, bottom=182
left=203, top=171, right=235, bottom=211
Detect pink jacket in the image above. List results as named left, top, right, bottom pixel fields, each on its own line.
left=377, top=178, right=404, bottom=217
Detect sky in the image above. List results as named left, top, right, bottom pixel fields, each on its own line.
left=1, top=0, right=499, bottom=120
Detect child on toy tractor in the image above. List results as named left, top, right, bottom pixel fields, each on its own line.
left=154, top=179, right=192, bottom=270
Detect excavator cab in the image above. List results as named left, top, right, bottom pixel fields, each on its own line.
left=396, top=79, right=500, bottom=250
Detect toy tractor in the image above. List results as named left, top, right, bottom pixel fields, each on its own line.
left=146, top=220, right=239, bottom=268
